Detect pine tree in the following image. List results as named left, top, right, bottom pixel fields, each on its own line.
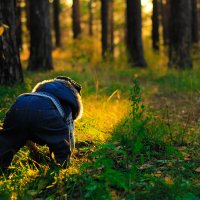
left=28, top=0, right=53, bottom=70
left=0, top=0, right=23, bottom=85
left=126, top=0, right=147, bottom=67
left=169, top=0, right=192, bottom=69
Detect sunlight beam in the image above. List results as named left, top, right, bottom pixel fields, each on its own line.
left=141, top=0, right=153, bottom=13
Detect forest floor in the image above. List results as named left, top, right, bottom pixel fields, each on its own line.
left=0, top=41, right=200, bottom=199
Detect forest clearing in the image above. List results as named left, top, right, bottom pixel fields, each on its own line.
left=0, top=0, right=200, bottom=199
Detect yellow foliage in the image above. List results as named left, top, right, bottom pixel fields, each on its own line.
left=164, top=176, right=173, bottom=185
left=0, top=26, right=5, bottom=36
left=0, top=24, right=9, bottom=36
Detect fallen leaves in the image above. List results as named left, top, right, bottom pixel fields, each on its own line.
left=195, top=167, right=200, bottom=173
left=154, top=171, right=162, bottom=177
left=164, top=176, right=173, bottom=185
left=139, top=163, right=153, bottom=170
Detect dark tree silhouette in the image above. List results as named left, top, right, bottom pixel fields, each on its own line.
left=152, top=0, right=159, bottom=50
left=169, top=0, right=192, bottom=69
left=72, top=0, right=81, bottom=39
left=53, top=0, right=61, bottom=47
left=88, top=0, right=93, bottom=36
left=191, top=0, right=199, bottom=43
left=160, top=0, right=170, bottom=45
left=101, top=0, right=114, bottom=58
left=25, top=0, right=30, bottom=31
left=16, top=0, right=22, bottom=50
left=28, top=0, right=53, bottom=71
left=126, top=0, right=147, bottom=67
left=0, top=0, right=23, bottom=85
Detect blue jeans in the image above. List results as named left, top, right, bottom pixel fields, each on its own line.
left=0, top=94, right=71, bottom=170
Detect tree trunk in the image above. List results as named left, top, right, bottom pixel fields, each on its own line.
left=191, top=0, right=199, bottom=43
left=16, top=0, right=23, bottom=50
left=108, top=0, right=114, bottom=56
left=25, top=0, right=30, bottom=31
left=126, top=0, right=147, bottom=67
left=72, top=0, right=81, bottom=39
left=28, top=0, right=53, bottom=71
left=160, top=0, right=170, bottom=45
left=101, top=0, right=114, bottom=58
left=169, top=0, right=192, bottom=69
left=53, top=0, right=61, bottom=47
left=88, top=0, right=93, bottom=36
left=152, top=0, right=159, bottom=50
left=0, top=0, right=23, bottom=85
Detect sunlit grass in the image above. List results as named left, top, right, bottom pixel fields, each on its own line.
left=1, top=50, right=200, bottom=198
left=1, top=1, right=200, bottom=197
left=77, top=96, right=130, bottom=143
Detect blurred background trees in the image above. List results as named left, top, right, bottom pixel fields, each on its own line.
left=126, top=0, right=147, bottom=67
left=0, top=0, right=199, bottom=85
left=53, top=0, right=61, bottom=47
left=28, top=0, right=53, bottom=71
left=0, top=0, right=23, bottom=85
left=152, top=0, right=159, bottom=50
left=101, top=0, right=114, bottom=58
left=169, top=0, right=192, bottom=69
left=191, top=0, right=199, bottom=44
left=72, top=0, right=82, bottom=38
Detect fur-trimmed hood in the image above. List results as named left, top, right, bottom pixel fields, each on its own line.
left=32, top=78, right=83, bottom=120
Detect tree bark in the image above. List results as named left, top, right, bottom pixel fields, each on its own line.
left=191, top=0, right=199, bottom=43
left=88, top=0, right=93, bottom=36
left=28, top=0, right=53, bottom=71
left=53, top=0, right=61, bottom=47
left=16, top=0, right=22, bottom=50
left=160, top=0, right=170, bottom=45
left=72, top=0, right=81, bottom=39
left=0, top=0, right=23, bottom=85
left=169, top=0, right=192, bottom=69
left=126, top=0, right=147, bottom=67
left=101, top=0, right=114, bottom=58
left=152, top=0, right=159, bottom=50
left=25, top=0, right=30, bottom=31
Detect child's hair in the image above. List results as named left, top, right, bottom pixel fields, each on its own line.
left=55, top=76, right=82, bottom=95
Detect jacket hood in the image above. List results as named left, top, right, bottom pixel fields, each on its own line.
left=32, top=79, right=83, bottom=120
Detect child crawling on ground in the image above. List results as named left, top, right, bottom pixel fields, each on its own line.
left=0, top=76, right=83, bottom=171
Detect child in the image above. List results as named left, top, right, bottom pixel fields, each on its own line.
left=0, top=76, right=83, bottom=170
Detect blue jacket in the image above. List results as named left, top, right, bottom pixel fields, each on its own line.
left=34, top=81, right=80, bottom=119
left=0, top=79, right=81, bottom=168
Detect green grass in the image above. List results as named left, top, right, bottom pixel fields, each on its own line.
left=0, top=49, right=200, bottom=199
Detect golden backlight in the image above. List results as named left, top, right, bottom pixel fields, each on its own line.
left=142, top=0, right=153, bottom=13
left=64, top=0, right=153, bottom=14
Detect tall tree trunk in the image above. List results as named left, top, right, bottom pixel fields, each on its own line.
left=191, top=0, right=199, bottom=43
left=101, top=0, right=114, bottom=58
left=88, top=0, right=93, bottom=36
left=169, top=0, right=192, bottom=69
left=160, top=0, right=170, bottom=45
left=198, top=0, right=200, bottom=39
left=16, top=0, right=22, bottom=50
left=152, top=0, right=159, bottom=50
left=72, top=0, right=81, bottom=39
left=53, top=0, right=61, bottom=47
left=108, top=0, right=114, bottom=56
left=25, top=0, right=30, bottom=31
left=126, top=0, right=147, bottom=67
left=0, top=0, right=23, bottom=85
left=28, top=0, right=53, bottom=71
